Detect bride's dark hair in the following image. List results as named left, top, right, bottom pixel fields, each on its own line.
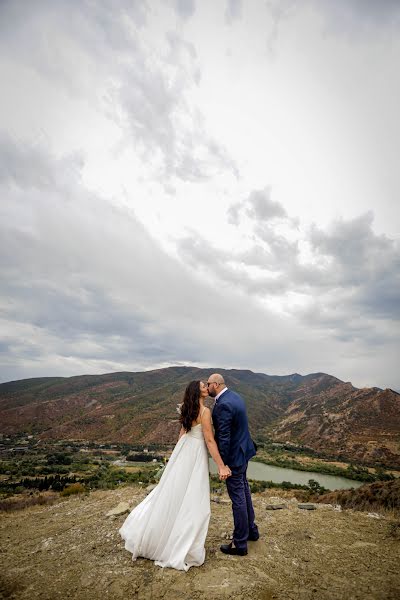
left=180, top=380, right=201, bottom=432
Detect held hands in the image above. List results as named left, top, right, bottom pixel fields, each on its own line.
left=218, top=465, right=232, bottom=480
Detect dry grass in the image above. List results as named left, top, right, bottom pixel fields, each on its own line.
left=316, top=478, right=400, bottom=516
left=0, top=492, right=58, bottom=512
left=117, top=465, right=143, bottom=473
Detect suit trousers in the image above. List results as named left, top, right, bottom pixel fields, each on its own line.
left=225, top=461, right=258, bottom=550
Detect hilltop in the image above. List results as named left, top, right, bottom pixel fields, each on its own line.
left=1, top=484, right=399, bottom=600
left=1, top=367, right=399, bottom=467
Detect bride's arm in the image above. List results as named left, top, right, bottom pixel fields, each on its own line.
left=201, top=408, right=231, bottom=478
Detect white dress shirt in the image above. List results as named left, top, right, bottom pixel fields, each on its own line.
left=215, top=386, right=228, bottom=402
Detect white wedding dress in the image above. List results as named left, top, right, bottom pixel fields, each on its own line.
left=119, top=421, right=211, bottom=571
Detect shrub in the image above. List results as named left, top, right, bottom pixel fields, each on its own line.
left=316, top=478, right=400, bottom=514
left=60, top=483, right=86, bottom=496
left=308, top=479, right=327, bottom=495
left=47, top=453, right=73, bottom=465
left=0, top=493, right=57, bottom=512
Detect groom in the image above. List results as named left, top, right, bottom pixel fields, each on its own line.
left=207, top=373, right=259, bottom=556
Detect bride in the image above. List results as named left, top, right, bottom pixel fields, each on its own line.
left=119, top=380, right=231, bottom=571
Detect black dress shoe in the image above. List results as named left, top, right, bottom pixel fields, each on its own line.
left=220, top=543, right=247, bottom=556
left=248, top=534, right=259, bottom=541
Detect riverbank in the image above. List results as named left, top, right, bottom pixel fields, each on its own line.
left=209, top=459, right=365, bottom=492
left=253, top=446, right=398, bottom=484
left=1, top=484, right=399, bottom=600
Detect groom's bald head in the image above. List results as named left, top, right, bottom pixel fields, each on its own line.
left=209, top=373, right=225, bottom=385
left=207, top=373, right=225, bottom=397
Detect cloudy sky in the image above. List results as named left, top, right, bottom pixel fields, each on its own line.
left=1, top=0, right=399, bottom=390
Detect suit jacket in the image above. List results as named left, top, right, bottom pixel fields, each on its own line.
left=212, top=388, right=256, bottom=468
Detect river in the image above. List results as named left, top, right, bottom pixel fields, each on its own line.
left=115, top=458, right=364, bottom=491
left=208, top=459, right=364, bottom=491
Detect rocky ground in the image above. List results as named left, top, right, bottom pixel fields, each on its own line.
left=1, top=485, right=399, bottom=600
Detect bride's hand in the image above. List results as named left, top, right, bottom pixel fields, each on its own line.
left=218, top=465, right=231, bottom=480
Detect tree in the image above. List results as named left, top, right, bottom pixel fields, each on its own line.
left=308, top=479, right=326, bottom=494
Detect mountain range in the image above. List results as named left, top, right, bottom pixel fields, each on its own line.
left=0, top=367, right=399, bottom=468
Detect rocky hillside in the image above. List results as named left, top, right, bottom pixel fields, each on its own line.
left=1, top=485, right=399, bottom=600
left=1, top=367, right=399, bottom=467
left=269, top=379, right=400, bottom=467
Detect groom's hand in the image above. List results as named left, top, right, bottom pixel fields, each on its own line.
left=218, top=465, right=231, bottom=480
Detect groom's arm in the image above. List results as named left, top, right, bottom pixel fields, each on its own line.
left=217, top=403, right=233, bottom=465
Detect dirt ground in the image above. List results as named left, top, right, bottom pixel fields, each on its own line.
left=1, top=485, right=399, bottom=600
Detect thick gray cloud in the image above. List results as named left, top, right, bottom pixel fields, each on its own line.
left=175, top=0, right=196, bottom=20
left=0, top=0, right=237, bottom=184
left=246, top=188, right=287, bottom=221
left=1, top=147, right=398, bottom=390
left=264, top=0, right=400, bottom=58
left=318, top=0, right=400, bottom=35
left=0, top=0, right=146, bottom=98
left=309, top=212, right=395, bottom=280
left=225, top=189, right=299, bottom=274
left=227, top=188, right=287, bottom=226
left=0, top=137, right=296, bottom=382
left=266, top=0, right=400, bottom=34
left=0, top=137, right=191, bottom=377
left=225, top=0, right=242, bottom=24
left=119, top=49, right=238, bottom=182
left=0, top=133, right=83, bottom=191
left=177, top=236, right=288, bottom=296
left=307, top=214, right=400, bottom=325
left=177, top=193, right=400, bottom=350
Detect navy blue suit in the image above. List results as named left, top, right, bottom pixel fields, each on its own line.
left=212, top=389, right=259, bottom=550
